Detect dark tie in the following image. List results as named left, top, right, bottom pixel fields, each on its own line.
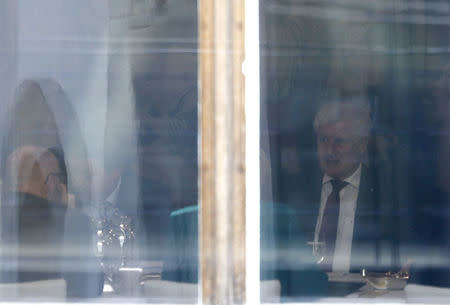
left=319, top=179, right=348, bottom=271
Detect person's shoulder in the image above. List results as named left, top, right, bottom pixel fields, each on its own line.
left=359, top=163, right=393, bottom=201
left=360, top=163, right=373, bottom=178
left=358, top=164, right=378, bottom=192
left=7, top=192, right=53, bottom=208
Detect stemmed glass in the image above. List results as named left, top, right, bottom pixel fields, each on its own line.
left=90, top=207, right=137, bottom=292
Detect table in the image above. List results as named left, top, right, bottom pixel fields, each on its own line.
left=324, top=272, right=450, bottom=303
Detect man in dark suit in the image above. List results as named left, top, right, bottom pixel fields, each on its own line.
left=299, top=97, right=396, bottom=274
left=1, top=145, right=104, bottom=298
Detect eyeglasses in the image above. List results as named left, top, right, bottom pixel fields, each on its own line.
left=44, top=172, right=67, bottom=185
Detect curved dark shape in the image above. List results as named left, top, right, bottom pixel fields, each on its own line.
left=1, top=79, right=92, bottom=206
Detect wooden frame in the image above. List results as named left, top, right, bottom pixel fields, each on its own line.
left=199, top=0, right=246, bottom=303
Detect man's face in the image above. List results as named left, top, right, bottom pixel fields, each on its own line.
left=316, top=119, right=367, bottom=179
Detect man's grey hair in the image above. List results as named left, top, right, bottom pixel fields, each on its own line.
left=313, top=97, right=372, bottom=137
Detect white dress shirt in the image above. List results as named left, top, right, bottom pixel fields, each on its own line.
left=314, top=165, right=362, bottom=272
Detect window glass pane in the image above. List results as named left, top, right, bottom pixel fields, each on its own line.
left=260, top=0, right=449, bottom=302
left=0, top=0, right=198, bottom=301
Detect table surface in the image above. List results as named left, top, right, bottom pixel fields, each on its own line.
left=323, top=272, right=450, bottom=302
left=99, top=267, right=450, bottom=302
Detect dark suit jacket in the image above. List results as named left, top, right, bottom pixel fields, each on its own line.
left=296, top=165, right=398, bottom=273
left=1, top=192, right=104, bottom=298
left=161, top=202, right=328, bottom=299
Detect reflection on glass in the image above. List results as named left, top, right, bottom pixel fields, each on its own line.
left=261, top=0, right=449, bottom=301
left=0, top=0, right=198, bottom=301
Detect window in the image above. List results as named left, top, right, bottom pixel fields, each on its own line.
left=0, top=0, right=199, bottom=301
left=260, top=0, right=450, bottom=302
left=0, top=0, right=448, bottom=304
